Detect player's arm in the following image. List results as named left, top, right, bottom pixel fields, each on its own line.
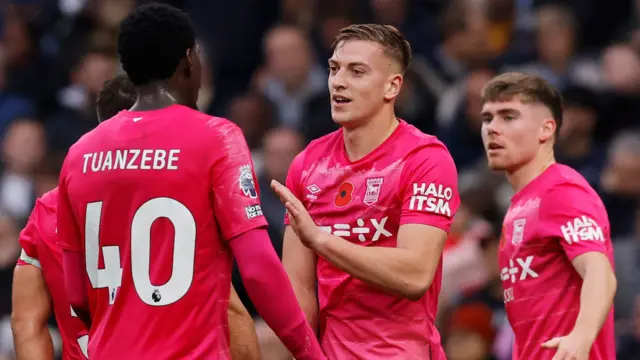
left=211, top=122, right=324, bottom=360
left=11, top=207, right=54, bottom=360
left=57, top=164, right=92, bottom=329
left=309, top=145, right=457, bottom=300
left=282, top=226, right=318, bottom=333
left=541, top=184, right=617, bottom=345
left=12, top=265, right=54, bottom=360
left=228, top=285, right=261, bottom=360
left=281, top=152, right=318, bottom=333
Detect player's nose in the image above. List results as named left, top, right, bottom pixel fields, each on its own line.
left=330, top=70, right=347, bottom=90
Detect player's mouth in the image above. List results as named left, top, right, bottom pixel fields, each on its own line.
left=332, top=95, right=352, bottom=106
left=486, top=142, right=504, bottom=154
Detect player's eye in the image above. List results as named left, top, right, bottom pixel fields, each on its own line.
left=352, top=69, right=364, bottom=76
left=328, top=66, right=338, bottom=73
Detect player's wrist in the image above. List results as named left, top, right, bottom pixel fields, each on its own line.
left=569, top=326, right=596, bottom=346
left=310, top=229, right=330, bottom=252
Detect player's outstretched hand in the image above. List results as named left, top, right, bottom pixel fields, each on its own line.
left=271, top=180, right=324, bottom=250
left=541, top=332, right=591, bottom=360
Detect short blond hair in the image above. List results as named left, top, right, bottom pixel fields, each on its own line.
left=332, top=24, right=412, bottom=73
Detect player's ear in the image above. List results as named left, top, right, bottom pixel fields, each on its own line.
left=384, top=74, right=403, bottom=101
left=539, top=118, right=556, bottom=143
left=183, top=48, right=194, bottom=78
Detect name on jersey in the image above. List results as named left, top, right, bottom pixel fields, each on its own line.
left=408, top=182, right=452, bottom=217
left=561, top=215, right=604, bottom=245
left=82, top=149, right=180, bottom=173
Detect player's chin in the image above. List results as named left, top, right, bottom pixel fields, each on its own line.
left=331, top=111, right=353, bottom=125
left=486, top=158, right=508, bottom=171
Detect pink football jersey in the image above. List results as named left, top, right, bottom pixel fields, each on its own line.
left=17, top=188, right=89, bottom=360
left=499, top=164, right=615, bottom=359
left=56, top=105, right=267, bottom=359
left=285, top=120, right=460, bottom=359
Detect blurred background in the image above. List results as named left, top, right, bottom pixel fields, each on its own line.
left=0, top=0, right=638, bottom=359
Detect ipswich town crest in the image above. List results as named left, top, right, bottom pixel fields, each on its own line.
left=363, top=177, right=384, bottom=206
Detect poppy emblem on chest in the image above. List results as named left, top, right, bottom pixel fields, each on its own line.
left=335, top=182, right=354, bottom=207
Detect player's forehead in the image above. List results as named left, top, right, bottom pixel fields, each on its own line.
left=481, top=97, right=535, bottom=115
left=329, top=40, right=387, bottom=68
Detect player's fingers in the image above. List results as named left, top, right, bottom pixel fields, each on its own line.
left=271, top=180, right=302, bottom=206
left=542, top=338, right=561, bottom=348
left=552, top=349, right=569, bottom=360
left=285, top=202, right=300, bottom=217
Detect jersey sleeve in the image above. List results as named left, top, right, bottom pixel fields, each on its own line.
left=399, top=142, right=460, bottom=232
left=57, top=159, right=83, bottom=252
left=283, top=151, right=306, bottom=226
left=539, top=182, right=612, bottom=261
left=16, top=204, right=41, bottom=268
left=210, top=122, right=268, bottom=240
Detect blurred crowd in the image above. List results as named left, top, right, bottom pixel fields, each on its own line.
left=0, top=0, right=639, bottom=359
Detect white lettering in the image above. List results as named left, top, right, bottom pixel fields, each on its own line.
left=140, top=149, right=153, bottom=170
left=126, top=149, right=140, bottom=169
left=153, top=150, right=167, bottom=169
left=168, top=150, right=180, bottom=170
left=82, top=153, right=92, bottom=174
left=80, top=149, right=181, bottom=173
left=503, top=287, right=514, bottom=303
left=408, top=196, right=451, bottom=216
left=409, top=182, right=453, bottom=216
left=320, top=217, right=392, bottom=243
left=115, top=150, right=127, bottom=169
left=101, top=151, right=113, bottom=171
left=91, top=152, right=103, bottom=172
left=561, top=215, right=605, bottom=245
left=500, top=256, right=538, bottom=284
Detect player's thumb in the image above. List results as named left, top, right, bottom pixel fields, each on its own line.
left=541, top=337, right=561, bottom=348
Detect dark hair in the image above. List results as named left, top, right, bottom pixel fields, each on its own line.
left=332, top=24, right=412, bottom=73
left=96, top=74, right=137, bottom=121
left=117, top=3, right=196, bottom=86
left=481, top=72, right=564, bottom=137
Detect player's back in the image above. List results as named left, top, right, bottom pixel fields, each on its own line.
left=61, top=105, right=245, bottom=359
left=19, top=189, right=89, bottom=359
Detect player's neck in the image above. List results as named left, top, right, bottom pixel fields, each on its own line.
left=130, top=82, right=183, bottom=111
left=343, top=108, right=399, bottom=162
left=507, top=147, right=556, bottom=193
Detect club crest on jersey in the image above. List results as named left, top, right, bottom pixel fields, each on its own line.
left=511, top=218, right=526, bottom=245
left=363, top=177, right=384, bottom=206
left=239, top=164, right=257, bottom=199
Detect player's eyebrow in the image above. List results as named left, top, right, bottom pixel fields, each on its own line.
left=481, top=108, right=520, bottom=118
left=328, top=59, right=371, bottom=70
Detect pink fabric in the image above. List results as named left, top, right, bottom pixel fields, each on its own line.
left=56, top=105, right=268, bottom=359
left=284, top=120, right=459, bottom=359
left=500, top=163, right=615, bottom=359
left=18, top=188, right=89, bottom=359
left=230, top=228, right=325, bottom=360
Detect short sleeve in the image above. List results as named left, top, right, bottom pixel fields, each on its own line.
left=283, top=151, right=306, bottom=226
left=16, top=205, right=41, bottom=268
left=57, top=159, right=83, bottom=252
left=539, top=182, right=612, bottom=261
left=399, top=143, right=460, bottom=232
left=210, top=122, right=268, bottom=240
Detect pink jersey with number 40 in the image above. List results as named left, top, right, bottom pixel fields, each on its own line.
left=56, top=104, right=268, bottom=359
left=285, top=120, right=460, bottom=360
left=16, top=188, right=89, bottom=360
left=499, top=163, right=615, bottom=359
